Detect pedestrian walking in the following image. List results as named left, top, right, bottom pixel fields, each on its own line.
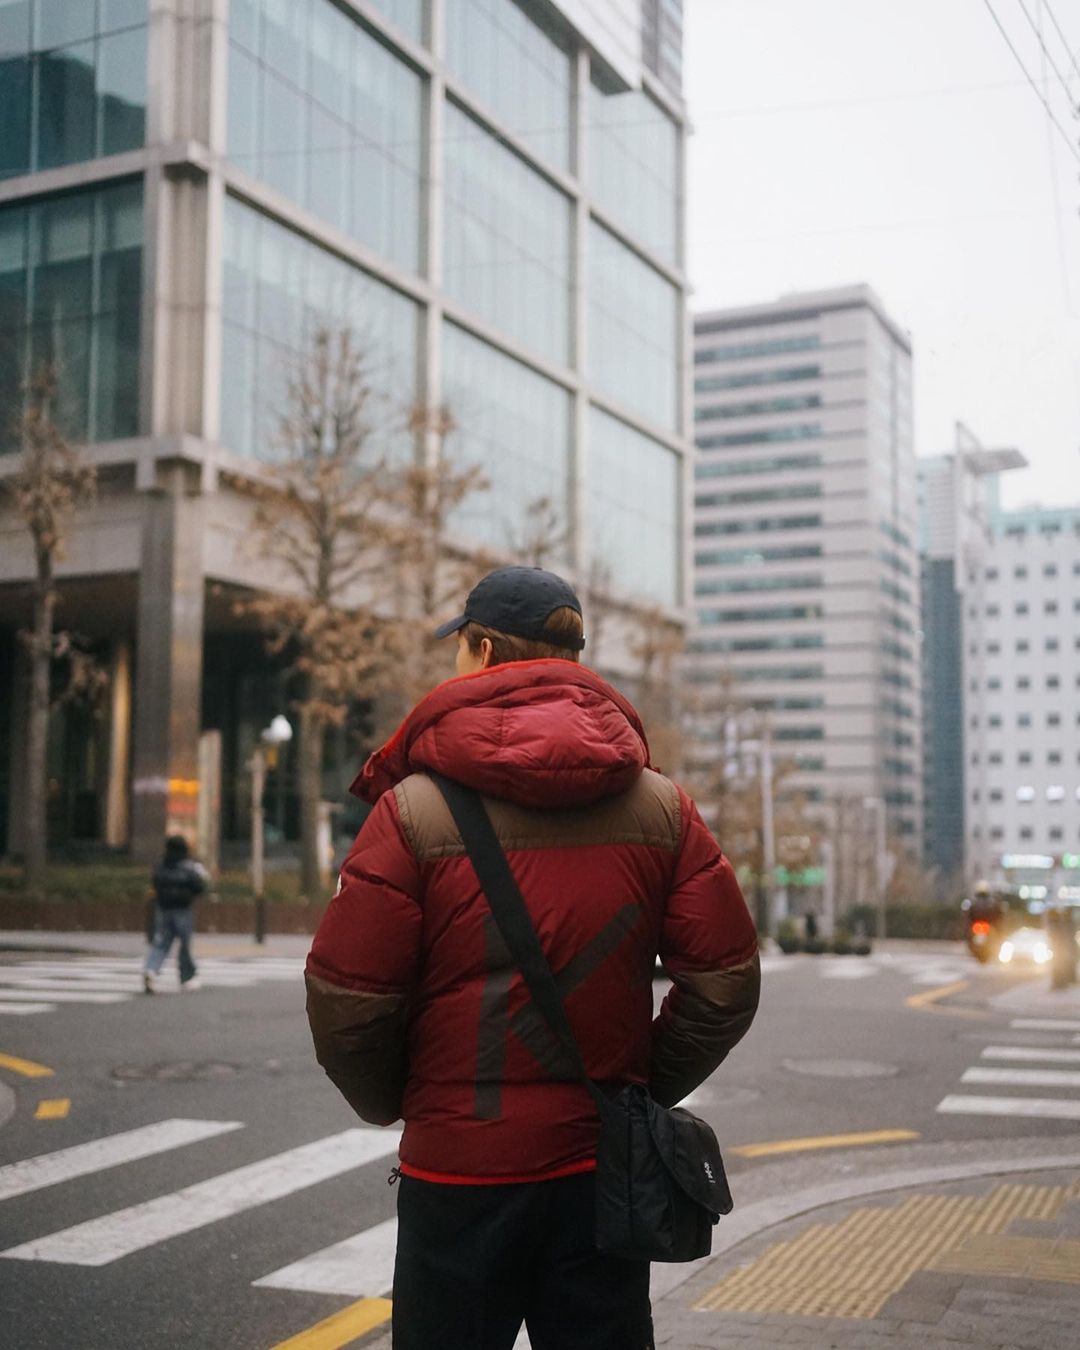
left=306, top=565, right=760, bottom=1350
left=143, top=835, right=209, bottom=993
left=1048, top=907, right=1077, bottom=991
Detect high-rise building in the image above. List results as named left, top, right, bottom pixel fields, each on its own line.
left=963, top=503, right=1080, bottom=903
left=917, top=428, right=1025, bottom=887
left=0, top=1, right=689, bottom=859
left=689, top=285, right=922, bottom=855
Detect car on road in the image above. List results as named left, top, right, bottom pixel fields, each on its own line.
left=997, top=925, right=1052, bottom=967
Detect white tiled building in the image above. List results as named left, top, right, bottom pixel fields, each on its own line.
left=964, top=505, right=1080, bottom=901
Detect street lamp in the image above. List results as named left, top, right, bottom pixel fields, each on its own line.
left=251, top=715, right=293, bottom=945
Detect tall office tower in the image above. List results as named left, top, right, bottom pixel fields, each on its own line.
left=690, top=285, right=923, bottom=861
left=917, top=428, right=1025, bottom=889
left=0, top=1, right=689, bottom=859
left=964, top=503, right=1080, bottom=904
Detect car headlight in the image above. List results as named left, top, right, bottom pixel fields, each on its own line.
left=1034, top=944, right=1051, bottom=965
left=999, top=941, right=1014, bottom=963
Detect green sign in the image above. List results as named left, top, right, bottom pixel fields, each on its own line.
left=775, top=866, right=826, bottom=886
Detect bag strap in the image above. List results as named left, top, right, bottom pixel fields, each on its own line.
left=430, top=772, right=604, bottom=1109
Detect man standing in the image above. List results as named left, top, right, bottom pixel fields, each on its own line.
left=306, top=566, right=759, bottom=1349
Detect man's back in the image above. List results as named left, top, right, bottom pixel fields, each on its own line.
left=306, top=660, right=758, bottom=1181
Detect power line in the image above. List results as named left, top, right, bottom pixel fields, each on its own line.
left=1039, top=0, right=1080, bottom=85
left=980, top=0, right=1080, bottom=168
left=1013, top=0, right=1079, bottom=106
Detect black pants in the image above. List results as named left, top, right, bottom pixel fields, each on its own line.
left=392, top=1171, right=654, bottom=1350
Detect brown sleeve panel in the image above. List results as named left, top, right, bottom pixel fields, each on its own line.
left=648, top=952, right=761, bottom=1108
left=395, top=768, right=681, bottom=861
left=305, top=973, right=409, bottom=1127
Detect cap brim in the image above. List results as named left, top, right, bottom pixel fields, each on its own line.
left=434, top=615, right=469, bottom=640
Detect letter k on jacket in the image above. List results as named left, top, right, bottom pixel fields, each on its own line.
left=306, top=659, right=760, bottom=1184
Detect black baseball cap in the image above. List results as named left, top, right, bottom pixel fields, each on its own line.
left=434, top=566, right=585, bottom=651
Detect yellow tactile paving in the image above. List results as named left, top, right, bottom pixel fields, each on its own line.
left=933, top=1233, right=1080, bottom=1283
left=695, top=1178, right=1080, bottom=1319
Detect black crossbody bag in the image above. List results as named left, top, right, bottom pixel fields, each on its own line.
left=431, top=773, right=734, bottom=1264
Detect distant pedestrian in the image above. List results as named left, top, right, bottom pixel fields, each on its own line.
left=804, top=911, right=818, bottom=943
left=143, top=835, right=209, bottom=993
left=1048, top=908, right=1077, bottom=991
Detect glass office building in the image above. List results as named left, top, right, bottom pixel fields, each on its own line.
left=0, top=0, right=689, bottom=858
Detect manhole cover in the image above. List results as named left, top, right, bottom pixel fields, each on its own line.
left=111, top=1061, right=239, bottom=1082
left=782, top=1058, right=899, bottom=1079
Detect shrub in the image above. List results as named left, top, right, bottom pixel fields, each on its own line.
left=803, top=936, right=827, bottom=955
left=775, top=918, right=802, bottom=954
left=830, top=928, right=853, bottom=955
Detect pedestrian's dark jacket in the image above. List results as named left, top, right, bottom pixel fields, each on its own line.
left=306, top=659, right=760, bottom=1184
left=152, top=858, right=208, bottom=911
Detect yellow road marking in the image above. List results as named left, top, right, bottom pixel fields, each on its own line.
left=732, top=1129, right=920, bottom=1159
left=268, top=1298, right=392, bottom=1350
left=0, top=1052, right=54, bottom=1079
left=34, top=1098, right=70, bottom=1120
left=905, top=978, right=986, bottom=1018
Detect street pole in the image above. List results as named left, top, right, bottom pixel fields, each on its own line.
left=760, top=725, right=776, bottom=938
left=251, top=747, right=266, bottom=945
left=863, top=796, right=887, bottom=940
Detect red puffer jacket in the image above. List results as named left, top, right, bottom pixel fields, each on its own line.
left=306, top=660, right=759, bottom=1184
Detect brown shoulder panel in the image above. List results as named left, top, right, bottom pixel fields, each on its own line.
left=396, top=769, right=681, bottom=863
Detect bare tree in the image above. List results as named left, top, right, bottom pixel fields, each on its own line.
left=506, top=495, right=569, bottom=570
left=237, top=328, right=399, bottom=898
left=239, top=334, right=490, bottom=894
left=378, top=402, right=488, bottom=726
left=4, top=366, right=96, bottom=892
left=627, top=604, right=686, bottom=776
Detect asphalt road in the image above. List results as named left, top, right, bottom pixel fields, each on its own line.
left=0, top=943, right=1075, bottom=1350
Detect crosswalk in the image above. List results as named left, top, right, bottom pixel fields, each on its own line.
left=0, top=1116, right=402, bottom=1293
left=760, top=950, right=973, bottom=986
left=0, top=956, right=304, bottom=1016
left=937, top=1016, right=1080, bottom=1124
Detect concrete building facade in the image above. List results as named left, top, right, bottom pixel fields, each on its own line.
left=964, top=503, right=1080, bottom=903
left=0, top=0, right=690, bottom=859
left=916, top=429, right=1025, bottom=888
left=689, top=285, right=923, bottom=858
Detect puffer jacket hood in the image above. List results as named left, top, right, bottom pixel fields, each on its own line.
left=351, top=660, right=652, bottom=810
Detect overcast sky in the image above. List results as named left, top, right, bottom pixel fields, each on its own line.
left=684, top=0, right=1080, bottom=508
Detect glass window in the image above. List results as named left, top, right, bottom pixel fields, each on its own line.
left=2, top=2, right=147, bottom=179
left=446, top=0, right=571, bottom=170
left=444, top=101, right=571, bottom=366
left=442, top=320, right=571, bottom=554
left=0, top=178, right=143, bottom=447
left=588, top=406, right=679, bottom=606
left=220, top=195, right=420, bottom=462
left=698, top=424, right=822, bottom=449
left=368, top=0, right=423, bottom=43
left=694, top=333, right=820, bottom=358
left=97, top=25, right=146, bottom=155
left=695, top=365, right=821, bottom=393
left=695, top=483, right=821, bottom=509
left=695, top=393, right=821, bottom=421
left=588, top=78, right=678, bottom=264
left=226, top=0, right=423, bottom=275
left=588, top=221, right=677, bottom=429
left=696, top=453, right=822, bottom=480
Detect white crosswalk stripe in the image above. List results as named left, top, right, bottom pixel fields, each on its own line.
left=1010, top=1017, right=1080, bottom=1033
left=982, top=1045, right=1080, bottom=1064
left=937, top=1016, right=1080, bottom=1121
left=0, top=1119, right=243, bottom=1202
left=0, top=957, right=304, bottom=1016
left=0, top=1127, right=401, bottom=1267
left=255, top=1216, right=399, bottom=1297
left=938, top=1094, right=1080, bottom=1121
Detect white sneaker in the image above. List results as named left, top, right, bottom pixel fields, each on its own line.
left=180, top=977, right=203, bottom=992
left=143, top=972, right=157, bottom=994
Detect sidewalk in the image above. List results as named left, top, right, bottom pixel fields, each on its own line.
left=0, top=930, right=313, bottom=959
left=653, top=1159, right=1080, bottom=1349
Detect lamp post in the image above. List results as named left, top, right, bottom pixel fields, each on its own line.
left=251, top=715, right=293, bottom=945
left=738, top=724, right=777, bottom=937
left=862, top=796, right=889, bottom=939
